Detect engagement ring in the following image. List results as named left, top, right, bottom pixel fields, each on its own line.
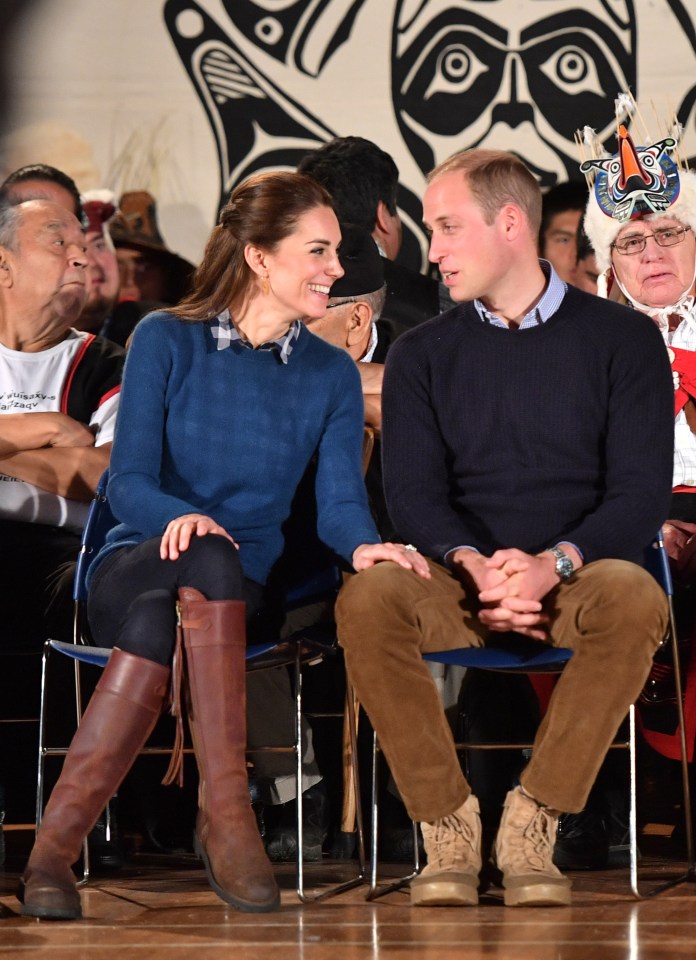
left=403, top=544, right=418, bottom=552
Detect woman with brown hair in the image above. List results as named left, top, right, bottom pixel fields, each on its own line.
left=18, top=171, right=429, bottom=920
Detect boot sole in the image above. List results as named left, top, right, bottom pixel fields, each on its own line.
left=503, top=882, right=572, bottom=907
left=411, top=874, right=479, bottom=907
left=20, top=903, right=82, bottom=920
left=194, top=835, right=280, bottom=913
left=17, top=878, right=82, bottom=920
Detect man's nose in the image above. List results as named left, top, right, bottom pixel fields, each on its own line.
left=69, top=244, right=88, bottom=269
left=642, top=235, right=664, bottom=258
left=428, top=235, right=443, bottom=264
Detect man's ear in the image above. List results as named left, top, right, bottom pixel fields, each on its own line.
left=499, top=203, right=524, bottom=241
left=345, top=301, right=372, bottom=347
left=374, top=201, right=402, bottom=260
left=0, top=248, right=13, bottom=288
left=374, top=200, right=392, bottom=235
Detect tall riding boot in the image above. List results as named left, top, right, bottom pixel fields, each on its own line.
left=179, top=587, right=280, bottom=913
left=19, top=649, right=170, bottom=920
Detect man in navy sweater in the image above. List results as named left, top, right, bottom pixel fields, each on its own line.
left=336, top=149, right=674, bottom=908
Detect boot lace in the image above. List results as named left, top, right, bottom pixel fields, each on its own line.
left=507, top=804, right=558, bottom=874
left=422, top=811, right=478, bottom=870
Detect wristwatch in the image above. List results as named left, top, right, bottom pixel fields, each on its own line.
left=546, top=546, right=575, bottom=582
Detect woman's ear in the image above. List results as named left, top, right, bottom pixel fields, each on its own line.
left=244, top=243, right=267, bottom=278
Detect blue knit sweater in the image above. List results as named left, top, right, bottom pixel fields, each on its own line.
left=96, top=311, right=379, bottom=585
left=382, top=286, right=674, bottom=565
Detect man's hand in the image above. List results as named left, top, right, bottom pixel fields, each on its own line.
left=357, top=362, right=384, bottom=396
left=663, top=520, right=696, bottom=580
left=458, top=546, right=582, bottom=641
left=160, top=514, right=238, bottom=561
left=0, top=411, right=95, bottom=457
left=663, top=520, right=696, bottom=563
left=46, top=413, right=96, bottom=447
left=449, top=547, right=527, bottom=594
left=352, top=542, right=431, bottom=579
left=450, top=547, right=548, bottom=638
left=479, top=549, right=561, bottom=604
left=477, top=596, right=550, bottom=640
left=357, top=363, right=384, bottom=433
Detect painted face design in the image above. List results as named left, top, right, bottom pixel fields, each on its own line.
left=163, top=0, right=694, bottom=269
left=391, top=0, right=636, bottom=188
left=164, top=0, right=427, bottom=266
left=581, top=125, right=680, bottom=222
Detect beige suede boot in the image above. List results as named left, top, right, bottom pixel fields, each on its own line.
left=494, top=786, right=572, bottom=907
left=410, top=794, right=481, bottom=906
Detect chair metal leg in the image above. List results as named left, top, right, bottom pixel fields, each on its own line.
left=34, top=641, right=50, bottom=835
left=629, top=703, right=639, bottom=897
left=367, top=731, right=420, bottom=901
left=634, top=598, right=696, bottom=897
left=295, top=648, right=368, bottom=902
left=35, top=640, right=90, bottom=885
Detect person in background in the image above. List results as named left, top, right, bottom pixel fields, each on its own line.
left=575, top=226, right=600, bottom=295
left=583, top=118, right=696, bottom=786
left=298, top=136, right=443, bottom=332
left=0, top=197, right=123, bottom=865
left=74, top=190, right=121, bottom=335
left=539, top=181, right=588, bottom=285
left=0, top=163, right=83, bottom=220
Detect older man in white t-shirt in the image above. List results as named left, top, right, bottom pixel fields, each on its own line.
left=0, top=197, right=124, bottom=651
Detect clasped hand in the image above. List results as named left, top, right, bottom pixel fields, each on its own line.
left=452, top=547, right=561, bottom=641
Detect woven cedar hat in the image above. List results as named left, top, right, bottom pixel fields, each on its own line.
left=109, top=190, right=193, bottom=274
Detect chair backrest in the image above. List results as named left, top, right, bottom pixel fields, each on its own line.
left=643, top=530, right=674, bottom=599
left=73, top=469, right=116, bottom=606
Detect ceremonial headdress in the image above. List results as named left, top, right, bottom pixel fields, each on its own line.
left=578, top=95, right=696, bottom=275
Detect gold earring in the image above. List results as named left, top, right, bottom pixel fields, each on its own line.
left=261, top=276, right=270, bottom=296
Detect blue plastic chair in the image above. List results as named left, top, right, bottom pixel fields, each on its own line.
left=36, top=470, right=365, bottom=901
left=368, top=534, right=695, bottom=900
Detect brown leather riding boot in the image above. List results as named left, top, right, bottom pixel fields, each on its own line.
left=179, top=587, right=280, bottom=913
left=19, top=649, right=170, bottom=920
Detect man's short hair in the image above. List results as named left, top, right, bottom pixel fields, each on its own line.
left=0, top=163, right=83, bottom=221
left=297, top=136, right=399, bottom=234
left=0, top=196, right=21, bottom=251
left=540, top=181, right=587, bottom=244
left=428, top=149, right=542, bottom=236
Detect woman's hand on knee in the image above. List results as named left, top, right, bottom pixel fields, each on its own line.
left=352, top=542, right=431, bottom=578
left=160, top=514, right=238, bottom=560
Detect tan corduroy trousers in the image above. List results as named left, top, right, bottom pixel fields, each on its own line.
left=337, top=558, right=667, bottom=821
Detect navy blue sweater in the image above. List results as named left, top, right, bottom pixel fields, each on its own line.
left=96, top=312, right=379, bottom=585
left=382, top=287, right=674, bottom=565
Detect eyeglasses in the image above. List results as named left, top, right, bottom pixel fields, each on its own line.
left=325, top=298, right=358, bottom=310
left=611, top=225, right=692, bottom=256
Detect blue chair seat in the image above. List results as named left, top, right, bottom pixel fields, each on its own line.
left=424, top=645, right=572, bottom=672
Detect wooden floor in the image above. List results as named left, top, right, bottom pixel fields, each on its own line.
left=2, top=840, right=696, bottom=959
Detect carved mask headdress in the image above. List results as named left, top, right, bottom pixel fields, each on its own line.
left=578, top=93, right=696, bottom=318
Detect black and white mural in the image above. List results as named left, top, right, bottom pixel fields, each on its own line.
left=3, top=0, right=695, bottom=268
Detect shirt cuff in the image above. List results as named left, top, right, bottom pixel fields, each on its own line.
left=554, top=541, right=584, bottom=562
left=444, top=545, right=480, bottom=568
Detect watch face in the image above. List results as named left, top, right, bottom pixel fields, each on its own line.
left=551, top=547, right=574, bottom=580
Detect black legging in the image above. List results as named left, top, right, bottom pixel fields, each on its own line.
left=87, top=534, right=265, bottom=665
